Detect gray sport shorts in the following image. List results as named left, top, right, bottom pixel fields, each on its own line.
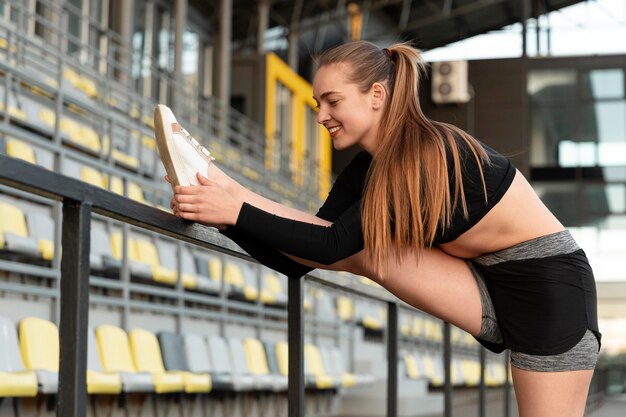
left=468, top=230, right=601, bottom=372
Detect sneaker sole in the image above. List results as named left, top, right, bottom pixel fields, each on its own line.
left=154, top=105, right=188, bottom=187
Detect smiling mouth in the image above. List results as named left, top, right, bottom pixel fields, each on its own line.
left=328, top=126, right=341, bottom=136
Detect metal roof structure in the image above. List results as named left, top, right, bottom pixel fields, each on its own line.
left=192, top=0, right=586, bottom=52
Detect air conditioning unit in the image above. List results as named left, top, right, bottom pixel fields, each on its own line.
left=431, top=61, right=470, bottom=104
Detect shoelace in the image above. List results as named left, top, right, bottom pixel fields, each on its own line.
left=179, top=126, right=215, bottom=161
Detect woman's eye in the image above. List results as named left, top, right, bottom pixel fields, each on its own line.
left=329, top=101, right=338, bottom=107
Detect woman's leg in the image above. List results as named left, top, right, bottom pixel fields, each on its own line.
left=510, top=329, right=599, bottom=417
left=511, top=368, right=594, bottom=417
left=351, top=246, right=597, bottom=417
left=352, top=246, right=487, bottom=337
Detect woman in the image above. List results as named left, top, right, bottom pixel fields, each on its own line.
left=161, top=41, right=601, bottom=416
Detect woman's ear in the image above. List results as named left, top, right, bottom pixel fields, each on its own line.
left=371, top=82, right=386, bottom=110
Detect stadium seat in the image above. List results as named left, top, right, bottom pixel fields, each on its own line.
left=324, top=346, right=374, bottom=387
left=131, top=237, right=177, bottom=285
left=206, top=335, right=255, bottom=392
left=0, top=316, right=38, bottom=397
left=80, top=165, right=107, bottom=189
left=128, top=329, right=184, bottom=393
left=109, top=232, right=150, bottom=280
left=304, top=344, right=341, bottom=390
left=157, top=332, right=211, bottom=393
left=193, top=254, right=226, bottom=293
left=0, top=85, right=27, bottom=121
left=90, top=222, right=122, bottom=275
left=404, top=354, right=420, bottom=380
left=0, top=200, right=42, bottom=259
left=227, top=338, right=275, bottom=391
left=18, top=317, right=59, bottom=394
left=183, top=334, right=234, bottom=391
left=6, top=138, right=37, bottom=165
left=243, top=338, right=287, bottom=391
left=314, top=289, right=337, bottom=321
left=181, top=250, right=219, bottom=292
left=224, top=261, right=258, bottom=301
left=86, top=327, right=122, bottom=394
left=108, top=176, right=124, bottom=196
left=274, top=342, right=289, bottom=379
left=460, top=359, right=481, bottom=387
left=411, top=316, right=425, bottom=338
left=26, top=211, right=55, bottom=261
left=154, top=240, right=199, bottom=289
left=260, top=271, right=287, bottom=307
left=95, top=325, right=154, bottom=392
left=336, top=296, right=354, bottom=322
left=355, top=300, right=385, bottom=330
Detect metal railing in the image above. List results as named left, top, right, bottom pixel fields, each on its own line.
left=0, top=153, right=519, bottom=417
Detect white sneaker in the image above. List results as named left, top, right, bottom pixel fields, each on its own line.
left=154, top=104, right=215, bottom=187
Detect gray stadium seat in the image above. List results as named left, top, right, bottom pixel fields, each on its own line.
left=156, top=331, right=211, bottom=393
left=207, top=335, right=255, bottom=392
left=183, top=333, right=234, bottom=391
left=182, top=250, right=219, bottom=293
left=26, top=211, right=55, bottom=261
left=90, top=222, right=122, bottom=275
left=0, top=316, right=38, bottom=397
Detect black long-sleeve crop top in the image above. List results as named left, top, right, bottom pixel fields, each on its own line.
left=227, top=138, right=516, bottom=276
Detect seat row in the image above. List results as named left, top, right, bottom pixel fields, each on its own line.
left=0, top=315, right=375, bottom=398
left=403, top=351, right=508, bottom=388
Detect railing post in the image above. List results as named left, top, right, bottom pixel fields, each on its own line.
left=387, top=302, right=398, bottom=417
left=57, top=199, right=92, bottom=417
left=504, top=351, right=511, bottom=417
left=444, top=322, right=453, bottom=417
left=479, top=347, right=486, bottom=417
left=288, top=278, right=305, bottom=417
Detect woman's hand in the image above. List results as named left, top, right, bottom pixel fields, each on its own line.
left=170, top=172, right=243, bottom=229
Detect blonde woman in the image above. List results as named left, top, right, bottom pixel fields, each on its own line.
left=157, top=41, right=601, bottom=417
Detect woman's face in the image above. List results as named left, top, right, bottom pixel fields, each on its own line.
left=313, top=63, right=384, bottom=153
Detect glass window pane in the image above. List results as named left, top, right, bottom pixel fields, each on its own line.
left=530, top=105, right=577, bottom=166
left=528, top=69, right=577, bottom=102
left=582, top=69, right=624, bottom=99
left=584, top=184, right=626, bottom=214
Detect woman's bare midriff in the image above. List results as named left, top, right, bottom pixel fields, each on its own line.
left=438, top=169, right=565, bottom=259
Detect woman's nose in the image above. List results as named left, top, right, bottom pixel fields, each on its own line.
left=317, top=107, right=329, bottom=125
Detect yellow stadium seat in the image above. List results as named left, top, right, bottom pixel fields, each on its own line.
left=208, top=258, right=223, bottom=283
left=404, top=354, right=420, bottom=380
left=109, top=176, right=124, bottom=195
left=19, top=317, right=59, bottom=394
left=95, top=325, right=154, bottom=392
left=224, top=262, right=258, bottom=301
left=0, top=201, right=41, bottom=258
left=460, top=360, right=481, bottom=387
left=6, top=138, right=36, bottom=164
left=39, top=108, right=55, bottom=128
left=86, top=327, right=122, bottom=394
left=0, top=101, right=27, bottom=121
left=336, top=296, right=354, bottom=321
left=304, top=344, right=339, bottom=389
left=80, top=166, right=107, bottom=189
left=127, top=182, right=149, bottom=205
left=275, top=342, right=289, bottom=377
left=128, top=329, right=184, bottom=393
left=132, top=238, right=177, bottom=285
